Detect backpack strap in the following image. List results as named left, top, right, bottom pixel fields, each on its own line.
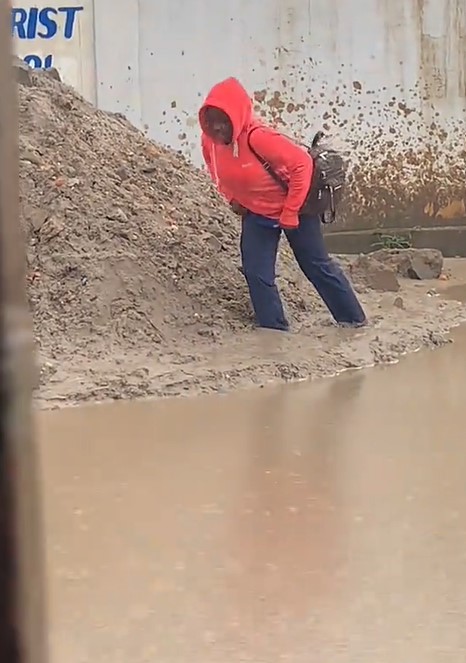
left=247, top=127, right=332, bottom=224
left=247, top=127, right=288, bottom=193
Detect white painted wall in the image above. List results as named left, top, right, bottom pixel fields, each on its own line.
left=90, top=0, right=466, bottom=162
left=12, top=0, right=466, bottom=227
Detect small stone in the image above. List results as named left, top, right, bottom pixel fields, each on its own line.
left=39, top=215, right=64, bottom=241
left=21, top=150, right=41, bottom=165
left=141, top=164, right=157, bottom=174
left=206, top=234, right=222, bottom=251
left=107, top=208, right=128, bottom=223
left=393, top=296, right=405, bottom=310
left=116, top=166, right=129, bottom=181
left=43, top=67, right=61, bottom=82
left=28, top=208, right=49, bottom=231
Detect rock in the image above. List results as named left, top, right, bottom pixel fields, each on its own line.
left=369, top=248, right=443, bottom=280
left=350, top=255, right=400, bottom=292
left=141, top=164, right=158, bottom=174
left=407, top=254, right=439, bottom=280
left=13, top=56, right=33, bottom=86
left=116, top=166, right=130, bottom=181
left=206, top=234, right=222, bottom=252
left=393, top=296, right=405, bottom=310
left=39, top=215, right=64, bottom=241
left=43, top=67, right=61, bottom=82
left=20, top=150, right=42, bottom=165
left=107, top=208, right=128, bottom=223
left=27, top=208, right=49, bottom=232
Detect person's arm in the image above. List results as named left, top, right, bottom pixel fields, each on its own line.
left=201, top=135, right=234, bottom=204
left=249, top=127, right=313, bottom=229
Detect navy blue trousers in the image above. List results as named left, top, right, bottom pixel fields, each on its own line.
left=240, top=213, right=366, bottom=331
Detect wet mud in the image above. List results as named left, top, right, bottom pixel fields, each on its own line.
left=36, top=258, right=466, bottom=408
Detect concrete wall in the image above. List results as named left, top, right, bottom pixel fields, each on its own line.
left=11, top=0, right=466, bottom=236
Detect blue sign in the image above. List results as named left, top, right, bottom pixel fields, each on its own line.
left=12, top=5, right=84, bottom=69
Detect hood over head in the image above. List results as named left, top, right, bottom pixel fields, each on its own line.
left=199, top=77, right=253, bottom=141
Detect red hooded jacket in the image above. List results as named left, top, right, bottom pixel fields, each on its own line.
left=199, top=78, right=313, bottom=229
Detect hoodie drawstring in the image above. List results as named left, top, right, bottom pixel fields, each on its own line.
left=210, top=145, right=219, bottom=188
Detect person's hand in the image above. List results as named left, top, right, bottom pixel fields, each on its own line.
left=279, top=210, right=299, bottom=230
left=230, top=200, right=247, bottom=216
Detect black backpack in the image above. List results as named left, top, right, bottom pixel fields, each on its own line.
left=247, top=128, right=346, bottom=224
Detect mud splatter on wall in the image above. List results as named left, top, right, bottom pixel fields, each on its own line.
left=92, top=0, right=466, bottom=230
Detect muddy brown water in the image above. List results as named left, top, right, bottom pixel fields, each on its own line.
left=37, top=297, right=466, bottom=663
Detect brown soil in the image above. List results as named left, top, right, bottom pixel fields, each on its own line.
left=18, top=70, right=466, bottom=408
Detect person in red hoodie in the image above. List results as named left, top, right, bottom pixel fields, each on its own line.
left=199, top=77, right=366, bottom=331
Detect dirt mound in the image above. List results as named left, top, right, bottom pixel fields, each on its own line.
left=21, top=71, right=249, bottom=350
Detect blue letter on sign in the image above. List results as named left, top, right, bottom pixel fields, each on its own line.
left=59, top=6, right=84, bottom=39
left=37, top=8, right=58, bottom=39
left=11, top=8, right=27, bottom=39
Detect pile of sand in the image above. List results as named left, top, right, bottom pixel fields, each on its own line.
left=17, top=67, right=466, bottom=407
